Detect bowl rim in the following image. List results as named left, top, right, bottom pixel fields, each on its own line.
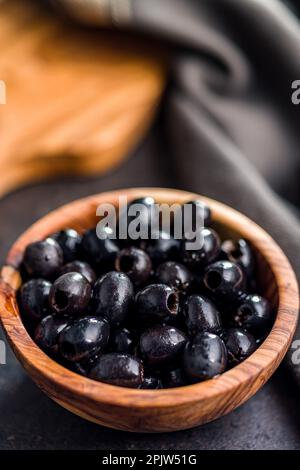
left=0, top=187, right=299, bottom=409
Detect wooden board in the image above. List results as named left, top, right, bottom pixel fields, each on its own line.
left=0, top=0, right=166, bottom=196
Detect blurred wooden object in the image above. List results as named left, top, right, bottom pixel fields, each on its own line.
left=0, top=0, right=166, bottom=196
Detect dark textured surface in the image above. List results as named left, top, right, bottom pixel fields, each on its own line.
left=0, top=132, right=300, bottom=450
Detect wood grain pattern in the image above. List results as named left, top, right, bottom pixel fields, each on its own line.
left=0, top=0, right=166, bottom=196
left=0, top=188, right=298, bottom=432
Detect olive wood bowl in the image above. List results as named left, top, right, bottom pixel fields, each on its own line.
left=0, top=188, right=298, bottom=432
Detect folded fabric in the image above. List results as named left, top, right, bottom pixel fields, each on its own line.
left=54, top=0, right=300, bottom=384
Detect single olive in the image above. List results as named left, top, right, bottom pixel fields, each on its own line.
left=135, top=284, right=179, bottom=323
left=92, top=271, right=134, bottom=327
left=181, top=228, right=220, bottom=269
left=115, top=246, right=152, bottom=287
left=89, top=353, right=144, bottom=388
left=49, top=272, right=91, bottom=316
left=50, top=228, right=82, bottom=263
left=60, top=260, right=96, bottom=285
left=140, top=325, right=187, bottom=366
left=183, top=332, right=227, bottom=382
left=59, top=316, right=110, bottom=362
left=19, top=278, right=51, bottom=322
left=221, top=328, right=256, bottom=366
left=34, top=314, right=69, bottom=356
left=23, top=238, right=63, bottom=280
left=183, top=294, right=222, bottom=335
left=156, top=261, right=193, bottom=292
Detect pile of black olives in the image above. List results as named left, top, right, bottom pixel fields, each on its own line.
left=18, top=198, right=274, bottom=389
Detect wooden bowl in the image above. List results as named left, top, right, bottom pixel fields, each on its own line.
left=0, top=188, right=298, bottom=432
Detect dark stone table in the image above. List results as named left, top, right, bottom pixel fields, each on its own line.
left=1, top=133, right=300, bottom=450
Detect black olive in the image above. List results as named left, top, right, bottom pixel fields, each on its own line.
left=80, top=227, right=119, bottom=270
left=110, top=327, right=134, bottom=353
left=234, top=294, right=272, bottom=336
left=49, top=272, right=91, bottom=316
left=221, top=239, right=254, bottom=279
left=162, top=368, right=186, bottom=388
left=141, top=230, right=180, bottom=266
left=92, top=271, right=134, bottom=327
left=183, top=332, right=227, bottom=382
left=221, top=328, right=256, bottom=366
left=89, top=353, right=144, bottom=388
left=60, top=260, right=96, bottom=285
left=67, top=353, right=100, bottom=377
left=59, top=316, right=110, bottom=362
left=140, top=325, right=187, bottom=366
left=50, top=229, right=82, bottom=263
left=115, top=246, right=152, bottom=287
left=23, top=238, right=63, bottom=280
left=173, top=199, right=212, bottom=235
left=135, top=284, right=179, bottom=323
left=181, top=228, right=220, bottom=269
left=19, top=278, right=51, bottom=322
left=34, top=314, right=69, bottom=356
left=204, top=260, right=245, bottom=296
left=183, top=295, right=222, bottom=335
left=156, top=261, right=193, bottom=292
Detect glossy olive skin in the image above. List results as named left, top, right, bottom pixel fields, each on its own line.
left=118, top=196, right=156, bottom=243
left=59, top=316, right=110, bottom=362
left=49, top=272, right=91, bottom=316
left=115, top=247, right=152, bottom=287
left=204, top=260, right=245, bottom=296
left=34, top=314, right=69, bottom=356
left=110, top=327, right=134, bottom=353
left=60, top=260, right=96, bottom=285
left=92, top=271, right=134, bottom=327
left=135, top=284, right=179, bottom=323
left=234, top=294, right=272, bottom=335
left=23, top=238, right=63, bottom=280
left=183, top=332, right=227, bottom=382
left=222, top=239, right=254, bottom=279
left=181, top=228, right=220, bottom=269
left=175, top=199, right=212, bottom=234
left=156, top=261, right=193, bottom=292
left=141, top=230, right=181, bottom=266
left=183, top=295, right=222, bottom=335
left=139, top=376, right=163, bottom=389
left=19, top=278, right=51, bottom=322
left=50, top=229, right=82, bottom=263
left=67, top=352, right=101, bottom=377
left=89, top=353, right=144, bottom=388
left=162, top=368, right=186, bottom=388
left=221, top=328, right=256, bottom=366
left=140, top=325, right=187, bottom=366
left=80, top=227, right=119, bottom=269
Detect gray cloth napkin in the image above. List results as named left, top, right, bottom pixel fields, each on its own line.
left=56, top=0, right=300, bottom=382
